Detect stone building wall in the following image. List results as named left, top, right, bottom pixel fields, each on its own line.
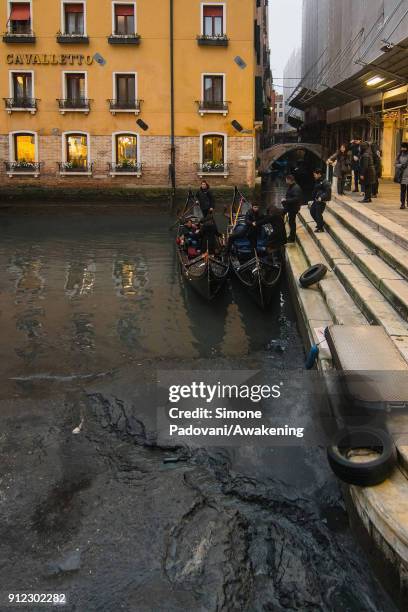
left=0, top=135, right=255, bottom=190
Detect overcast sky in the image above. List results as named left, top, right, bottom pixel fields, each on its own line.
left=269, top=0, right=303, bottom=92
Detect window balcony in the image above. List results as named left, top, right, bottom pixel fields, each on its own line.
left=57, top=98, right=91, bottom=114
left=5, top=161, right=42, bottom=177
left=56, top=31, right=89, bottom=44
left=108, top=33, right=141, bottom=45
left=3, top=29, right=36, bottom=43
left=196, top=162, right=230, bottom=177
left=196, top=100, right=229, bottom=116
left=197, top=34, right=229, bottom=47
left=108, top=162, right=143, bottom=177
left=58, top=162, right=93, bottom=176
left=108, top=99, right=142, bottom=115
left=4, top=97, right=38, bottom=114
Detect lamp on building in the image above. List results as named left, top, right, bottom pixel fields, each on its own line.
left=136, top=119, right=149, bottom=131
left=366, top=75, right=385, bottom=87
left=231, top=120, right=244, bottom=132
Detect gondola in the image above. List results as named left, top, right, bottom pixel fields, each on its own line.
left=175, top=190, right=230, bottom=301
left=227, top=187, right=284, bottom=308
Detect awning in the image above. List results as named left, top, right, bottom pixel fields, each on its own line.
left=290, top=35, right=408, bottom=112
left=203, top=6, right=223, bottom=17
left=65, top=3, right=84, bottom=13
left=10, top=3, right=30, bottom=20
left=115, top=4, right=134, bottom=16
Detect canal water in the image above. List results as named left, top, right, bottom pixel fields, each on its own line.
left=0, top=201, right=396, bottom=611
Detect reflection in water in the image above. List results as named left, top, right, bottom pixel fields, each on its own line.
left=113, top=256, right=149, bottom=297
left=9, top=256, right=45, bottom=297
left=65, top=261, right=96, bottom=298
left=0, top=210, right=297, bottom=383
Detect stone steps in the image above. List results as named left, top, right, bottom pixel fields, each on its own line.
left=331, top=194, right=408, bottom=250
left=298, top=208, right=408, bottom=363
left=305, top=206, right=408, bottom=325
left=328, top=198, right=408, bottom=280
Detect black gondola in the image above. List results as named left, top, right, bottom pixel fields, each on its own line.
left=227, top=187, right=285, bottom=308
left=175, top=190, right=229, bottom=301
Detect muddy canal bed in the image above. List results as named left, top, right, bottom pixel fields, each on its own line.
left=0, top=207, right=396, bottom=611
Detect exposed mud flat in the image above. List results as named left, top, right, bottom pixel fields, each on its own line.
left=0, top=208, right=397, bottom=611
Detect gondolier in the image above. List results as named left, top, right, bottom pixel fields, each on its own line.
left=195, top=181, right=215, bottom=217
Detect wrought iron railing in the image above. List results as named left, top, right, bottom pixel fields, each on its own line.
left=196, top=162, right=230, bottom=174
left=4, top=97, right=38, bottom=110
left=57, top=98, right=91, bottom=110
left=196, top=34, right=229, bottom=46
left=5, top=161, right=42, bottom=173
left=108, top=99, right=142, bottom=112
left=108, top=162, right=143, bottom=173
left=56, top=31, right=89, bottom=43
left=197, top=100, right=229, bottom=112
left=58, top=162, right=93, bottom=173
left=3, top=29, right=35, bottom=42
left=108, top=33, right=141, bottom=44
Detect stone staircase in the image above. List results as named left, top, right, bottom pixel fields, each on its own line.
left=284, top=193, right=408, bottom=593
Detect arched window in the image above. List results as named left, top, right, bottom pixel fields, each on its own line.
left=66, top=133, right=88, bottom=167
left=13, top=132, right=36, bottom=162
left=115, top=133, right=138, bottom=165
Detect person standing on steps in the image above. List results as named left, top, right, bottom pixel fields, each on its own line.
left=327, top=144, right=351, bottom=195
left=281, top=174, right=304, bottom=242
left=349, top=137, right=362, bottom=193
left=195, top=180, right=215, bottom=217
left=395, top=143, right=408, bottom=209
left=370, top=141, right=382, bottom=198
left=310, top=168, right=332, bottom=233
left=359, top=142, right=376, bottom=203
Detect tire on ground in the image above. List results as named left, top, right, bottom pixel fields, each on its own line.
left=299, top=263, right=328, bottom=288
left=327, top=427, right=396, bottom=487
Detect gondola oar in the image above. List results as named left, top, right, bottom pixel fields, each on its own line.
left=254, top=248, right=264, bottom=309
left=169, top=189, right=195, bottom=230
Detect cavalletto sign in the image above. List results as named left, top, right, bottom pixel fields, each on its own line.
left=6, top=53, right=94, bottom=65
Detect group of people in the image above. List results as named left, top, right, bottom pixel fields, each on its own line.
left=327, top=137, right=382, bottom=203
left=178, top=181, right=222, bottom=257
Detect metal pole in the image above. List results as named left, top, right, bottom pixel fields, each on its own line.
left=170, top=0, right=176, bottom=201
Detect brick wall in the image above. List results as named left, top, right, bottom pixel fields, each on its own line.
left=0, top=134, right=255, bottom=189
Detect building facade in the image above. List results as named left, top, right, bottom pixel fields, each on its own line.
left=273, top=93, right=284, bottom=133
left=0, top=0, right=271, bottom=192
left=291, top=0, right=408, bottom=176
left=283, top=47, right=303, bottom=132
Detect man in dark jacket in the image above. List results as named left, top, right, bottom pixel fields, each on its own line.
left=195, top=181, right=215, bottom=216
left=226, top=203, right=261, bottom=253
left=349, top=137, right=362, bottom=192
left=199, top=212, right=222, bottom=254
left=310, top=168, right=332, bottom=233
left=359, top=142, right=376, bottom=203
left=370, top=142, right=382, bottom=197
left=281, top=174, right=304, bottom=242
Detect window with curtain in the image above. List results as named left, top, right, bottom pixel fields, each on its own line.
left=204, top=75, right=223, bottom=103
left=66, top=73, right=85, bottom=102
left=202, top=135, right=224, bottom=164
left=12, top=73, right=32, bottom=103
left=66, top=134, right=88, bottom=167
left=203, top=5, right=223, bottom=36
left=114, top=4, right=135, bottom=35
left=116, top=74, right=135, bottom=104
left=9, top=3, right=31, bottom=33
left=14, top=133, right=35, bottom=162
left=64, top=3, right=84, bottom=34
left=116, top=135, right=138, bottom=164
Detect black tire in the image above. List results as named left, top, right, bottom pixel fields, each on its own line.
left=327, top=427, right=396, bottom=487
left=299, top=263, right=328, bottom=288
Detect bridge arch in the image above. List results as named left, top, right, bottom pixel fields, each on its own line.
left=260, top=143, right=324, bottom=173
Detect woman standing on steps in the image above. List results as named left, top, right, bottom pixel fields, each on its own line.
left=327, top=144, right=351, bottom=195
left=359, top=142, right=376, bottom=204
left=395, top=143, right=408, bottom=209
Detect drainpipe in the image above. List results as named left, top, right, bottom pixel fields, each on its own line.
left=169, top=0, right=176, bottom=199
